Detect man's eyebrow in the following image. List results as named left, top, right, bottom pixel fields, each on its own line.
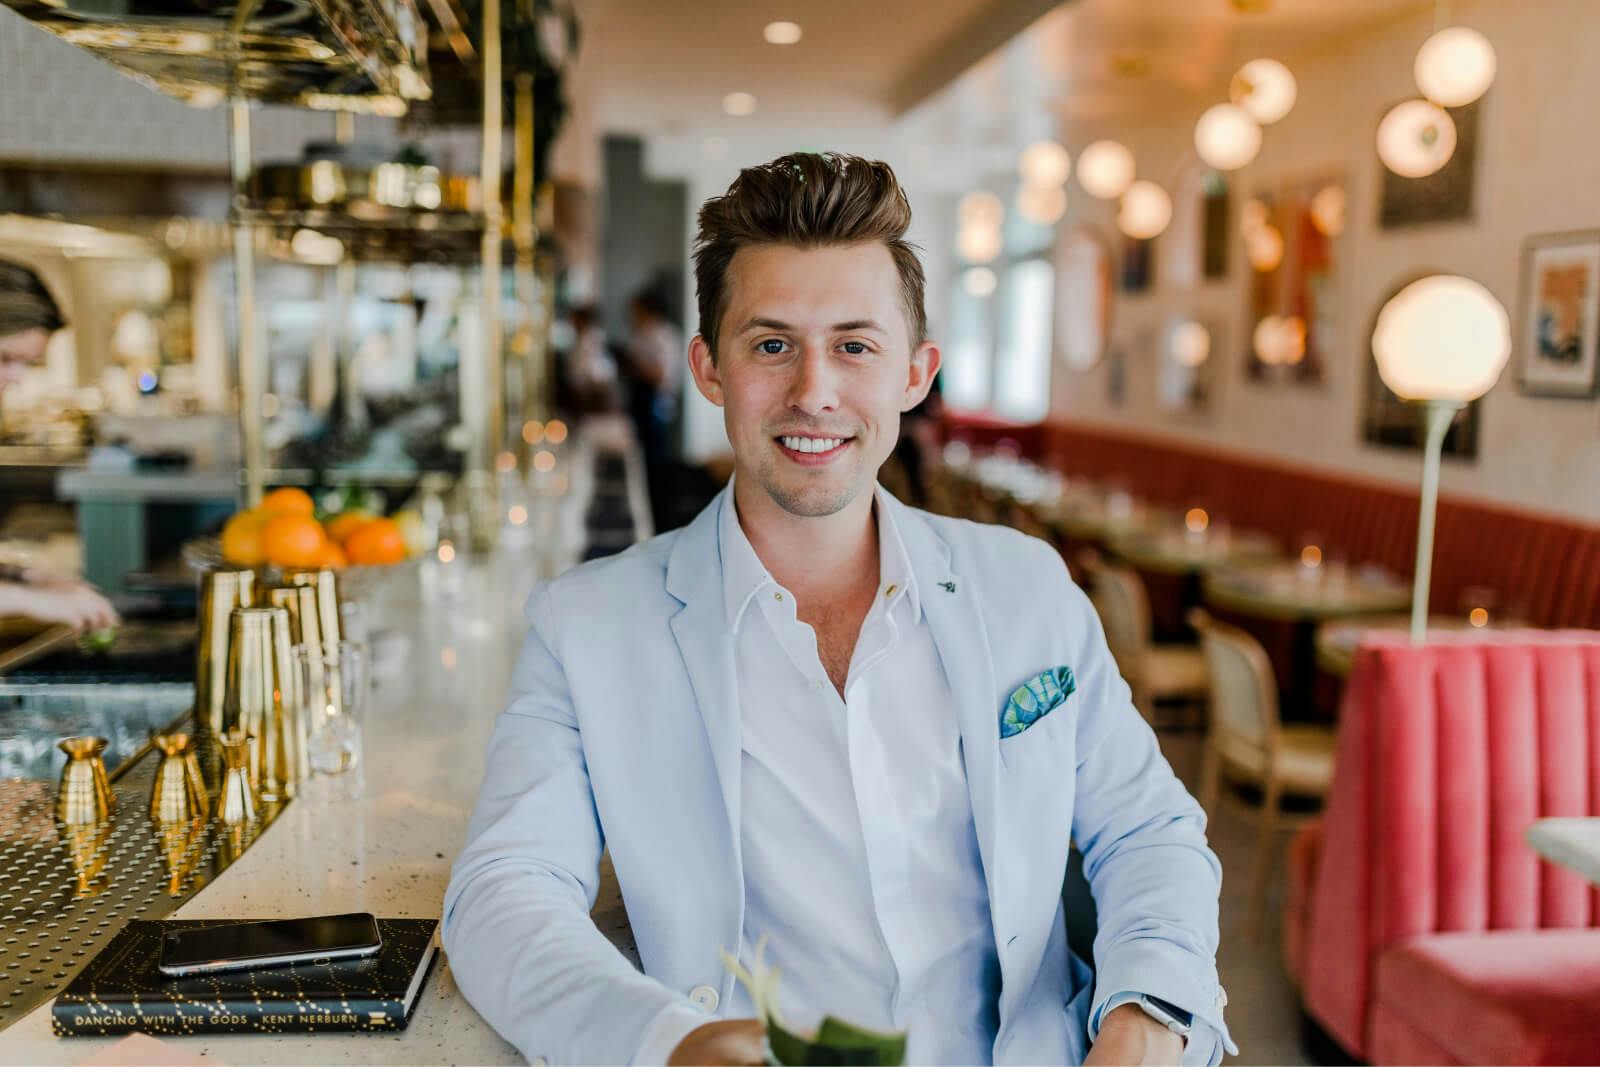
left=737, top=317, right=886, bottom=333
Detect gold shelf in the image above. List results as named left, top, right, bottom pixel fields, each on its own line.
left=0, top=0, right=431, bottom=112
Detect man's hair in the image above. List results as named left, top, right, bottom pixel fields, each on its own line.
left=0, top=260, right=65, bottom=338
left=692, top=152, right=925, bottom=359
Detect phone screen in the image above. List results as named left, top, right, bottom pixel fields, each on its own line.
left=160, top=913, right=381, bottom=973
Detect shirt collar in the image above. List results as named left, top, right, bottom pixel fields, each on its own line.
left=717, top=480, right=922, bottom=632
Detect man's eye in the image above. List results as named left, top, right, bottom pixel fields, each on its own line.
left=841, top=341, right=868, bottom=355
left=758, top=340, right=787, bottom=355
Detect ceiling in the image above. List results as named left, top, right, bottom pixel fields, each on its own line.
left=580, top=0, right=1438, bottom=147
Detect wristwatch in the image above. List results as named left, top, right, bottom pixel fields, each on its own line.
left=1135, top=994, right=1194, bottom=1038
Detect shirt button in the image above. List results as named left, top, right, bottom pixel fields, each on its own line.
left=884, top=583, right=898, bottom=599
left=773, top=592, right=783, bottom=602
left=689, top=984, right=719, bottom=1012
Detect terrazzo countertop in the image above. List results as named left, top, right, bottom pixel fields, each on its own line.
left=0, top=552, right=631, bottom=1064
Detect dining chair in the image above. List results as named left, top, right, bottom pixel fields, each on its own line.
left=1189, top=608, right=1336, bottom=936
left=1078, top=551, right=1209, bottom=721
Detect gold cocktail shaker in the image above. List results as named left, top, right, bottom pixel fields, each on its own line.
left=223, top=606, right=303, bottom=801
left=216, top=727, right=257, bottom=826
left=197, top=569, right=255, bottom=736
left=282, top=568, right=342, bottom=651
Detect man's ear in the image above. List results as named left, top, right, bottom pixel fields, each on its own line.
left=688, top=334, right=725, bottom=407
left=902, top=339, right=942, bottom=411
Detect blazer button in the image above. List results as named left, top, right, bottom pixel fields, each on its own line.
left=689, top=984, right=719, bottom=1012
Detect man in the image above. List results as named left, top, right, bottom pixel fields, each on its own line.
left=0, top=260, right=118, bottom=631
left=445, top=153, right=1236, bottom=1066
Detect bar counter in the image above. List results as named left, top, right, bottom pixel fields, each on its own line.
left=0, top=553, right=632, bottom=1063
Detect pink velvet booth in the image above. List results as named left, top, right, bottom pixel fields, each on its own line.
left=1285, top=632, right=1600, bottom=1065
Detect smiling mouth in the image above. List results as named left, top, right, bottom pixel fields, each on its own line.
left=774, top=433, right=854, bottom=462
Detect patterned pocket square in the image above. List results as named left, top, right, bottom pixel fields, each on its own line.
left=1001, top=666, right=1077, bottom=739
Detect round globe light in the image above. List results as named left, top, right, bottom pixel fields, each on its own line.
left=957, top=223, right=1003, bottom=264
left=1310, top=184, right=1347, bottom=237
left=1170, top=320, right=1211, bottom=368
left=1020, top=141, right=1072, bottom=187
left=1230, top=58, right=1297, bottom=125
left=1118, top=180, right=1172, bottom=239
left=723, top=91, right=757, bottom=116
left=1415, top=26, right=1496, bottom=107
left=1077, top=140, right=1136, bottom=199
left=1195, top=103, right=1262, bottom=171
left=1253, top=315, right=1286, bottom=365
left=1377, top=99, right=1457, bottom=178
left=962, top=266, right=997, bottom=297
left=1017, top=182, right=1068, bottom=225
left=958, top=190, right=1004, bottom=229
left=1246, top=225, right=1284, bottom=272
left=1372, top=274, right=1510, bottom=401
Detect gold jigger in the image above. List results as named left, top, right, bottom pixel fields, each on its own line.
left=224, top=606, right=303, bottom=801
left=283, top=568, right=342, bottom=651
left=149, top=733, right=210, bottom=823
left=61, top=822, right=111, bottom=897
left=197, top=569, right=255, bottom=737
left=217, top=728, right=257, bottom=826
left=56, top=736, right=116, bottom=825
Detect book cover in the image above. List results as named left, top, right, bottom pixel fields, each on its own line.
left=52, top=917, right=438, bottom=1038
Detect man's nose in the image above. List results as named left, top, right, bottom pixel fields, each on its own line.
left=785, top=345, right=839, bottom=416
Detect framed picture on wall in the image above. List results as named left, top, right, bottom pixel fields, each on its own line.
left=1517, top=231, right=1600, bottom=398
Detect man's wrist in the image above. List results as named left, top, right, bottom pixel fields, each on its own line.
left=1100, top=1001, right=1186, bottom=1053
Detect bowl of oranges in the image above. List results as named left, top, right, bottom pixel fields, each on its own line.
left=186, top=487, right=428, bottom=597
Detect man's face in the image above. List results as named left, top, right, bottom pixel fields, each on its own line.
left=0, top=327, right=50, bottom=392
left=689, top=242, right=940, bottom=518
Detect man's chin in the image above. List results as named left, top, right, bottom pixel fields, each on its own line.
left=759, top=471, right=863, bottom=519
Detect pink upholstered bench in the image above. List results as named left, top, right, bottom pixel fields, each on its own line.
left=1372, top=930, right=1600, bottom=1065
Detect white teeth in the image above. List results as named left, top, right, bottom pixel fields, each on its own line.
left=780, top=435, right=844, bottom=454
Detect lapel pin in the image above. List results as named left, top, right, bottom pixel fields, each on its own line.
left=938, top=581, right=957, bottom=593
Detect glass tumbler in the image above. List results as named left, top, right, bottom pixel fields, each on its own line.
left=296, top=640, right=369, bottom=777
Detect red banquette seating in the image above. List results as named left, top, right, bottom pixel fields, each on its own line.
left=1286, top=633, right=1600, bottom=1064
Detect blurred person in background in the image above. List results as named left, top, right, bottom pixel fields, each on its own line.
left=563, top=304, right=622, bottom=413
left=0, top=259, right=119, bottom=632
left=624, top=287, right=685, bottom=458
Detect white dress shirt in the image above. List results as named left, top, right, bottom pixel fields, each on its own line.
left=634, top=485, right=1000, bottom=1063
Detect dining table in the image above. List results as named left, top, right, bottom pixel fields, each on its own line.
left=1315, top=613, right=1532, bottom=678
left=1203, top=561, right=1411, bottom=718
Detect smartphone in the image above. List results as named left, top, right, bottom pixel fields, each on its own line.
left=158, top=913, right=382, bottom=977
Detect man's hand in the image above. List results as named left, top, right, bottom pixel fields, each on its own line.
left=667, top=1019, right=766, bottom=1066
left=1083, top=1002, right=1185, bottom=1066
left=1, top=581, right=119, bottom=631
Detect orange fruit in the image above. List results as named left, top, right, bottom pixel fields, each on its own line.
left=260, top=487, right=315, bottom=516
left=220, top=510, right=267, bottom=565
left=316, top=541, right=348, bottom=570
left=344, top=517, right=407, bottom=566
left=324, top=510, right=374, bottom=545
left=260, top=513, right=327, bottom=569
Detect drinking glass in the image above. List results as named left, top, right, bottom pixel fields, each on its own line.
left=296, top=640, right=368, bottom=777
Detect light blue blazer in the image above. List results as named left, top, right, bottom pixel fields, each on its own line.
left=444, top=488, right=1236, bottom=1065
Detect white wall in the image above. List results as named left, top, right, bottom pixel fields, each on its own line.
left=1035, top=0, right=1600, bottom=523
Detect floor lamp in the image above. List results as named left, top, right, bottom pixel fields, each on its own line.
left=1371, top=275, right=1511, bottom=644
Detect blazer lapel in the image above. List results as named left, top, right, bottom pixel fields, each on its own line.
left=665, top=490, right=743, bottom=872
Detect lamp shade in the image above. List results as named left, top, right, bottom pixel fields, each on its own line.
left=1195, top=104, right=1262, bottom=171
left=1118, top=180, right=1172, bottom=239
left=1415, top=26, right=1496, bottom=107
left=1377, top=99, right=1456, bottom=178
left=1017, top=182, right=1068, bottom=225
left=1019, top=141, right=1072, bottom=187
left=1372, top=274, right=1510, bottom=401
left=1230, top=58, right=1297, bottom=125
left=1077, top=140, right=1135, bottom=199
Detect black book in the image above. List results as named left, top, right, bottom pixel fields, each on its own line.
left=53, top=917, right=438, bottom=1037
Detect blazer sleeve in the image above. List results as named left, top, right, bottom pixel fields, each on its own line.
left=442, top=582, right=701, bottom=1065
left=1055, top=563, right=1239, bottom=1060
